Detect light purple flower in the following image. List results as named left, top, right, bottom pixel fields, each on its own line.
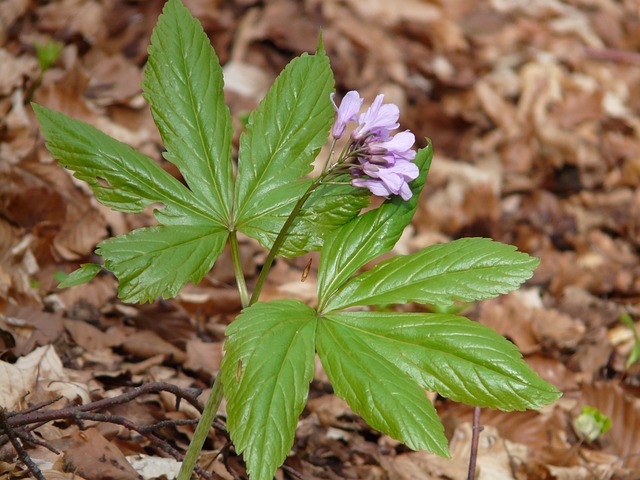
left=351, top=94, right=399, bottom=141
left=366, top=130, right=416, bottom=160
left=329, top=91, right=419, bottom=200
left=330, top=91, right=363, bottom=139
left=355, top=159, right=419, bottom=201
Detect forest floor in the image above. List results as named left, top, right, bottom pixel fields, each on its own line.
left=1, top=0, right=640, bottom=479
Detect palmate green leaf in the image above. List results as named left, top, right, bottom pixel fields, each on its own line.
left=96, top=225, right=228, bottom=303
left=32, top=105, right=216, bottom=225
left=221, top=300, right=317, bottom=480
left=278, top=177, right=370, bottom=257
left=323, top=237, right=538, bottom=312
left=317, top=142, right=432, bottom=309
left=234, top=49, right=334, bottom=250
left=143, top=0, right=233, bottom=226
left=316, top=314, right=449, bottom=457
left=324, top=312, right=561, bottom=410
left=34, top=2, right=238, bottom=303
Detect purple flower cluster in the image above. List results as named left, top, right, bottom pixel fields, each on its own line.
left=330, top=91, right=419, bottom=200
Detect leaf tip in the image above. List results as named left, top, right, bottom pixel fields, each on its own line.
left=57, top=263, right=102, bottom=289
left=316, top=30, right=326, bottom=55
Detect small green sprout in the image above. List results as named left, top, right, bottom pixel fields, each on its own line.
left=573, top=406, right=612, bottom=442
left=35, top=40, right=64, bottom=72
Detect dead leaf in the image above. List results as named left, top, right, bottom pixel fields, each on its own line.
left=121, top=330, right=187, bottom=364
left=64, top=428, right=140, bottom=480
left=183, top=339, right=222, bottom=381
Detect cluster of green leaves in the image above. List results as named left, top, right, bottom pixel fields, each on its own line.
left=35, top=1, right=562, bottom=479
left=36, top=0, right=364, bottom=303
left=221, top=148, right=560, bottom=479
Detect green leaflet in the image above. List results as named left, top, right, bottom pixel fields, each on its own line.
left=96, top=225, right=228, bottom=303
left=235, top=49, right=334, bottom=249
left=323, top=237, right=538, bottom=312
left=221, top=300, right=317, bottom=480
left=316, top=314, right=449, bottom=457
left=278, top=177, right=370, bottom=257
left=317, top=142, right=432, bottom=309
left=323, top=312, right=561, bottom=410
left=57, top=263, right=102, bottom=288
left=32, top=105, right=216, bottom=225
left=34, top=0, right=238, bottom=303
left=143, top=0, right=233, bottom=227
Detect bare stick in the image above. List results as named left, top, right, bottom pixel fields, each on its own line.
left=6, top=381, right=203, bottom=428
left=282, top=464, right=305, bottom=479
left=4, top=396, right=63, bottom=418
left=0, top=408, right=45, bottom=480
left=467, top=406, right=483, bottom=480
left=0, top=382, right=215, bottom=479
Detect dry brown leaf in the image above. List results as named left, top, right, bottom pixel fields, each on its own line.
left=37, top=0, right=107, bottom=44
left=577, top=382, right=640, bottom=470
left=64, top=428, right=140, bottom=480
left=183, top=339, right=223, bottom=381
left=0, top=0, right=29, bottom=45
left=0, top=49, right=38, bottom=96
left=120, top=330, right=187, bottom=363
left=42, top=471, right=88, bottom=480
left=5, top=305, right=64, bottom=356
left=134, top=301, right=196, bottom=348
left=64, top=318, right=116, bottom=351
left=0, top=345, right=90, bottom=409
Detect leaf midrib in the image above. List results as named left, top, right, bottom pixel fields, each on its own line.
left=326, top=315, right=553, bottom=394
left=174, top=18, right=229, bottom=224
left=238, top=317, right=314, bottom=474
left=327, top=255, right=532, bottom=311
left=236, top=58, right=326, bottom=223
left=319, top=320, right=445, bottom=450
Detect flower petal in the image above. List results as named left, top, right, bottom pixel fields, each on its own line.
left=331, top=90, right=363, bottom=139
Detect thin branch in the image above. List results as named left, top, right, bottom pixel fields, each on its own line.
left=282, top=464, right=305, bottom=479
left=0, top=408, right=45, bottom=480
left=6, top=381, right=203, bottom=429
left=467, top=406, right=483, bottom=480
left=0, top=382, right=216, bottom=479
left=4, top=396, right=62, bottom=418
left=15, top=429, right=61, bottom=455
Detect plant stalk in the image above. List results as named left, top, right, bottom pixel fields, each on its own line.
left=466, top=406, right=483, bottom=480
left=177, top=373, right=224, bottom=480
left=249, top=176, right=323, bottom=305
left=229, top=231, right=250, bottom=308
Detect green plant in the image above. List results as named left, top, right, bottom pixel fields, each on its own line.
left=35, top=39, right=63, bottom=72
left=33, top=1, right=561, bottom=478
left=620, top=313, right=640, bottom=368
left=573, top=406, right=612, bottom=442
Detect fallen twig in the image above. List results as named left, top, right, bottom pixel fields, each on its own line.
left=0, top=382, right=219, bottom=479
left=0, top=408, right=45, bottom=480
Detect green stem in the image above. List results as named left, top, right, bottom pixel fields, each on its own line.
left=249, top=177, right=323, bottom=305
left=229, top=231, right=250, bottom=308
left=177, top=373, right=224, bottom=480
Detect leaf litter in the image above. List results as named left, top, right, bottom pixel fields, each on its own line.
left=1, top=0, right=640, bottom=478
